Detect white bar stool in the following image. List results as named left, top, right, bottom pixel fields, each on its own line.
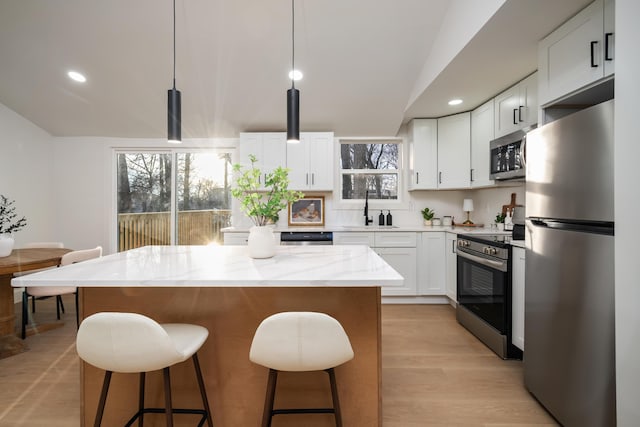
left=76, top=312, right=214, bottom=427
left=249, top=311, right=354, bottom=427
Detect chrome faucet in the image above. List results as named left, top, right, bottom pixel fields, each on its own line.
left=364, top=191, right=373, bottom=226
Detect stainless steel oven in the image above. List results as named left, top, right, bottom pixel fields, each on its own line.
left=456, top=234, right=521, bottom=359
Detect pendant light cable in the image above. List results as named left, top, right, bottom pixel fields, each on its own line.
left=168, top=0, right=182, bottom=143
left=286, top=0, right=300, bottom=143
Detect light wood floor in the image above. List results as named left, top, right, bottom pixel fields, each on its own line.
left=0, top=296, right=557, bottom=426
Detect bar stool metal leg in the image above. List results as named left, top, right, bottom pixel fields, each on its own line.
left=192, top=353, right=214, bottom=427
left=94, top=371, right=113, bottom=427
left=163, top=367, right=174, bottom=427
left=138, top=372, right=145, bottom=427
left=261, top=369, right=278, bottom=427
left=327, top=368, right=342, bottom=427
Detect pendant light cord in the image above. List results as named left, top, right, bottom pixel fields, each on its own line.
left=291, top=0, right=295, bottom=89
left=173, top=0, right=176, bottom=89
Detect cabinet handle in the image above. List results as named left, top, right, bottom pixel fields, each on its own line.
left=470, top=169, right=474, bottom=182
left=518, top=105, right=524, bottom=123
left=513, top=108, right=518, bottom=125
left=590, top=41, right=599, bottom=67
left=306, top=173, right=309, bottom=185
left=258, top=174, right=261, bottom=184
left=452, top=239, right=457, bottom=253
left=605, top=33, right=614, bottom=61
left=439, top=171, right=442, bottom=184
left=416, top=172, right=419, bottom=184
left=312, top=173, right=315, bottom=185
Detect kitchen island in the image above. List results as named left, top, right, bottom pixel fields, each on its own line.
left=12, top=245, right=402, bottom=427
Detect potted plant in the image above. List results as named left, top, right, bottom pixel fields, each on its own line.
left=495, top=212, right=506, bottom=231
left=421, top=207, right=435, bottom=226
left=231, top=155, right=304, bottom=258
left=0, top=195, right=27, bottom=257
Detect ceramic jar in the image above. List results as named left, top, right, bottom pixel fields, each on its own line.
left=247, top=226, right=277, bottom=259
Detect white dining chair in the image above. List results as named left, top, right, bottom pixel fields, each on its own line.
left=17, top=242, right=65, bottom=313
left=21, top=246, right=102, bottom=339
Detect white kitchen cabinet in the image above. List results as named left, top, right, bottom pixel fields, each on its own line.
left=334, top=231, right=417, bottom=295
left=223, top=232, right=280, bottom=246
left=437, top=113, right=471, bottom=189
left=407, top=119, right=438, bottom=190
left=239, top=133, right=287, bottom=189
left=494, top=72, right=538, bottom=139
left=418, top=232, right=446, bottom=295
left=511, top=246, right=525, bottom=351
left=376, top=247, right=417, bottom=296
left=538, top=0, right=614, bottom=106
left=470, top=99, right=495, bottom=188
left=286, top=132, right=334, bottom=191
left=445, top=232, right=457, bottom=302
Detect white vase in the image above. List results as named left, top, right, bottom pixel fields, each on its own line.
left=248, top=226, right=277, bottom=259
left=496, top=223, right=505, bottom=231
left=423, top=219, right=432, bottom=226
left=0, top=234, right=15, bottom=257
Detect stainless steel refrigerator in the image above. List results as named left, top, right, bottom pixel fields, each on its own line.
left=524, top=99, right=615, bottom=427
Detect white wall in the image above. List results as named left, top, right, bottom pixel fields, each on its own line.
left=614, top=0, right=640, bottom=424
left=0, top=103, right=54, bottom=246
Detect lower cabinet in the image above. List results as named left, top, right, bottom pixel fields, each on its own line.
left=334, top=232, right=418, bottom=296
left=417, top=232, right=446, bottom=295
left=445, top=233, right=457, bottom=302
left=511, top=246, right=525, bottom=351
left=223, top=233, right=249, bottom=245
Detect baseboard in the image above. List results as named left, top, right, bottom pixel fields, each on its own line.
left=381, top=295, right=451, bottom=304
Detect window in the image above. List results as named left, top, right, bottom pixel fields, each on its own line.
left=116, top=150, right=233, bottom=252
left=339, top=140, right=401, bottom=200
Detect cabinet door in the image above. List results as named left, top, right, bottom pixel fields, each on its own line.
left=445, top=233, right=457, bottom=302
left=306, top=132, right=334, bottom=190
left=538, top=0, right=604, bottom=105
left=512, top=246, right=526, bottom=351
left=223, top=233, right=249, bottom=245
left=374, top=232, right=417, bottom=248
left=418, top=232, right=446, bottom=295
left=470, top=99, right=494, bottom=188
left=437, top=113, right=470, bottom=189
left=494, top=85, right=521, bottom=138
left=377, top=247, right=417, bottom=296
left=286, top=137, right=309, bottom=190
left=518, top=73, right=538, bottom=128
left=408, top=119, right=438, bottom=190
left=604, top=0, right=615, bottom=77
left=239, top=133, right=287, bottom=189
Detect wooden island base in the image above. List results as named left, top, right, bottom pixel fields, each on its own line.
left=80, top=286, right=382, bottom=427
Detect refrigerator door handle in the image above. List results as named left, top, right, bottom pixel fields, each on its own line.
left=528, top=218, right=614, bottom=235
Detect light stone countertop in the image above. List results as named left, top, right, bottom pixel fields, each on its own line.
left=11, top=245, right=403, bottom=288
left=223, top=225, right=511, bottom=235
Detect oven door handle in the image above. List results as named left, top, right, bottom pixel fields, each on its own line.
left=457, top=250, right=507, bottom=271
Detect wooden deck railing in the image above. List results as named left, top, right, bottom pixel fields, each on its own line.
left=118, top=210, right=232, bottom=252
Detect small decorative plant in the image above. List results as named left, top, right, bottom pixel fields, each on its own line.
left=0, top=195, right=27, bottom=234
left=495, top=212, right=506, bottom=224
left=421, top=207, right=435, bottom=221
left=231, top=155, right=304, bottom=226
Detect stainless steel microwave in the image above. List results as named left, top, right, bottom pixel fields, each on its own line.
left=489, top=127, right=535, bottom=180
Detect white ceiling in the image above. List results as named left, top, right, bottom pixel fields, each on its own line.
left=0, top=0, right=593, bottom=139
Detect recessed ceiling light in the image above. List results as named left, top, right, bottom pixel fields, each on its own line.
left=288, top=69, right=303, bottom=81
left=448, top=99, right=463, bottom=106
left=67, top=71, right=87, bottom=83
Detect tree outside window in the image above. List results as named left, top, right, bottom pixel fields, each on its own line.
left=340, top=141, right=400, bottom=200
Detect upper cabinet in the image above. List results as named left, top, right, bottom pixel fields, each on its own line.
left=239, top=133, right=287, bottom=190
left=494, top=72, right=538, bottom=139
left=407, top=113, right=471, bottom=191
left=437, top=113, right=471, bottom=189
left=470, top=98, right=495, bottom=188
left=538, top=0, right=615, bottom=106
left=407, top=119, right=438, bottom=190
left=286, top=132, right=334, bottom=191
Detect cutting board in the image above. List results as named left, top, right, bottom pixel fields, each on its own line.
left=501, top=193, right=523, bottom=217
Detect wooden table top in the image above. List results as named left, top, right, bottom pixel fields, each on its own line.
left=0, top=248, right=72, bottom=276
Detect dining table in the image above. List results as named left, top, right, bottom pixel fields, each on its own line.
left=0, top=247, right=71, bottom=359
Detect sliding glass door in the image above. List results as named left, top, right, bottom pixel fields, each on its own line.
left=116, top=150, right=233, bottom=251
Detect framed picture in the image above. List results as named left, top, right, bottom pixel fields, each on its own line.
left=288, top=196, right=325, bottom=226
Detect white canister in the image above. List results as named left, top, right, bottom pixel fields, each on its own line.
left=442, top=216, right=453, bottom=226
left=432, top=218, right=442, bottom=226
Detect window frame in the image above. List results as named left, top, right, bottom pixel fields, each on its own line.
left=335, top=137, right=407, bottom=210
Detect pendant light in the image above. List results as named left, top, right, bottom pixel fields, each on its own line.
left=167, top=0, right=181, bottom=143
left=286, top=0, right=300, bottom=144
